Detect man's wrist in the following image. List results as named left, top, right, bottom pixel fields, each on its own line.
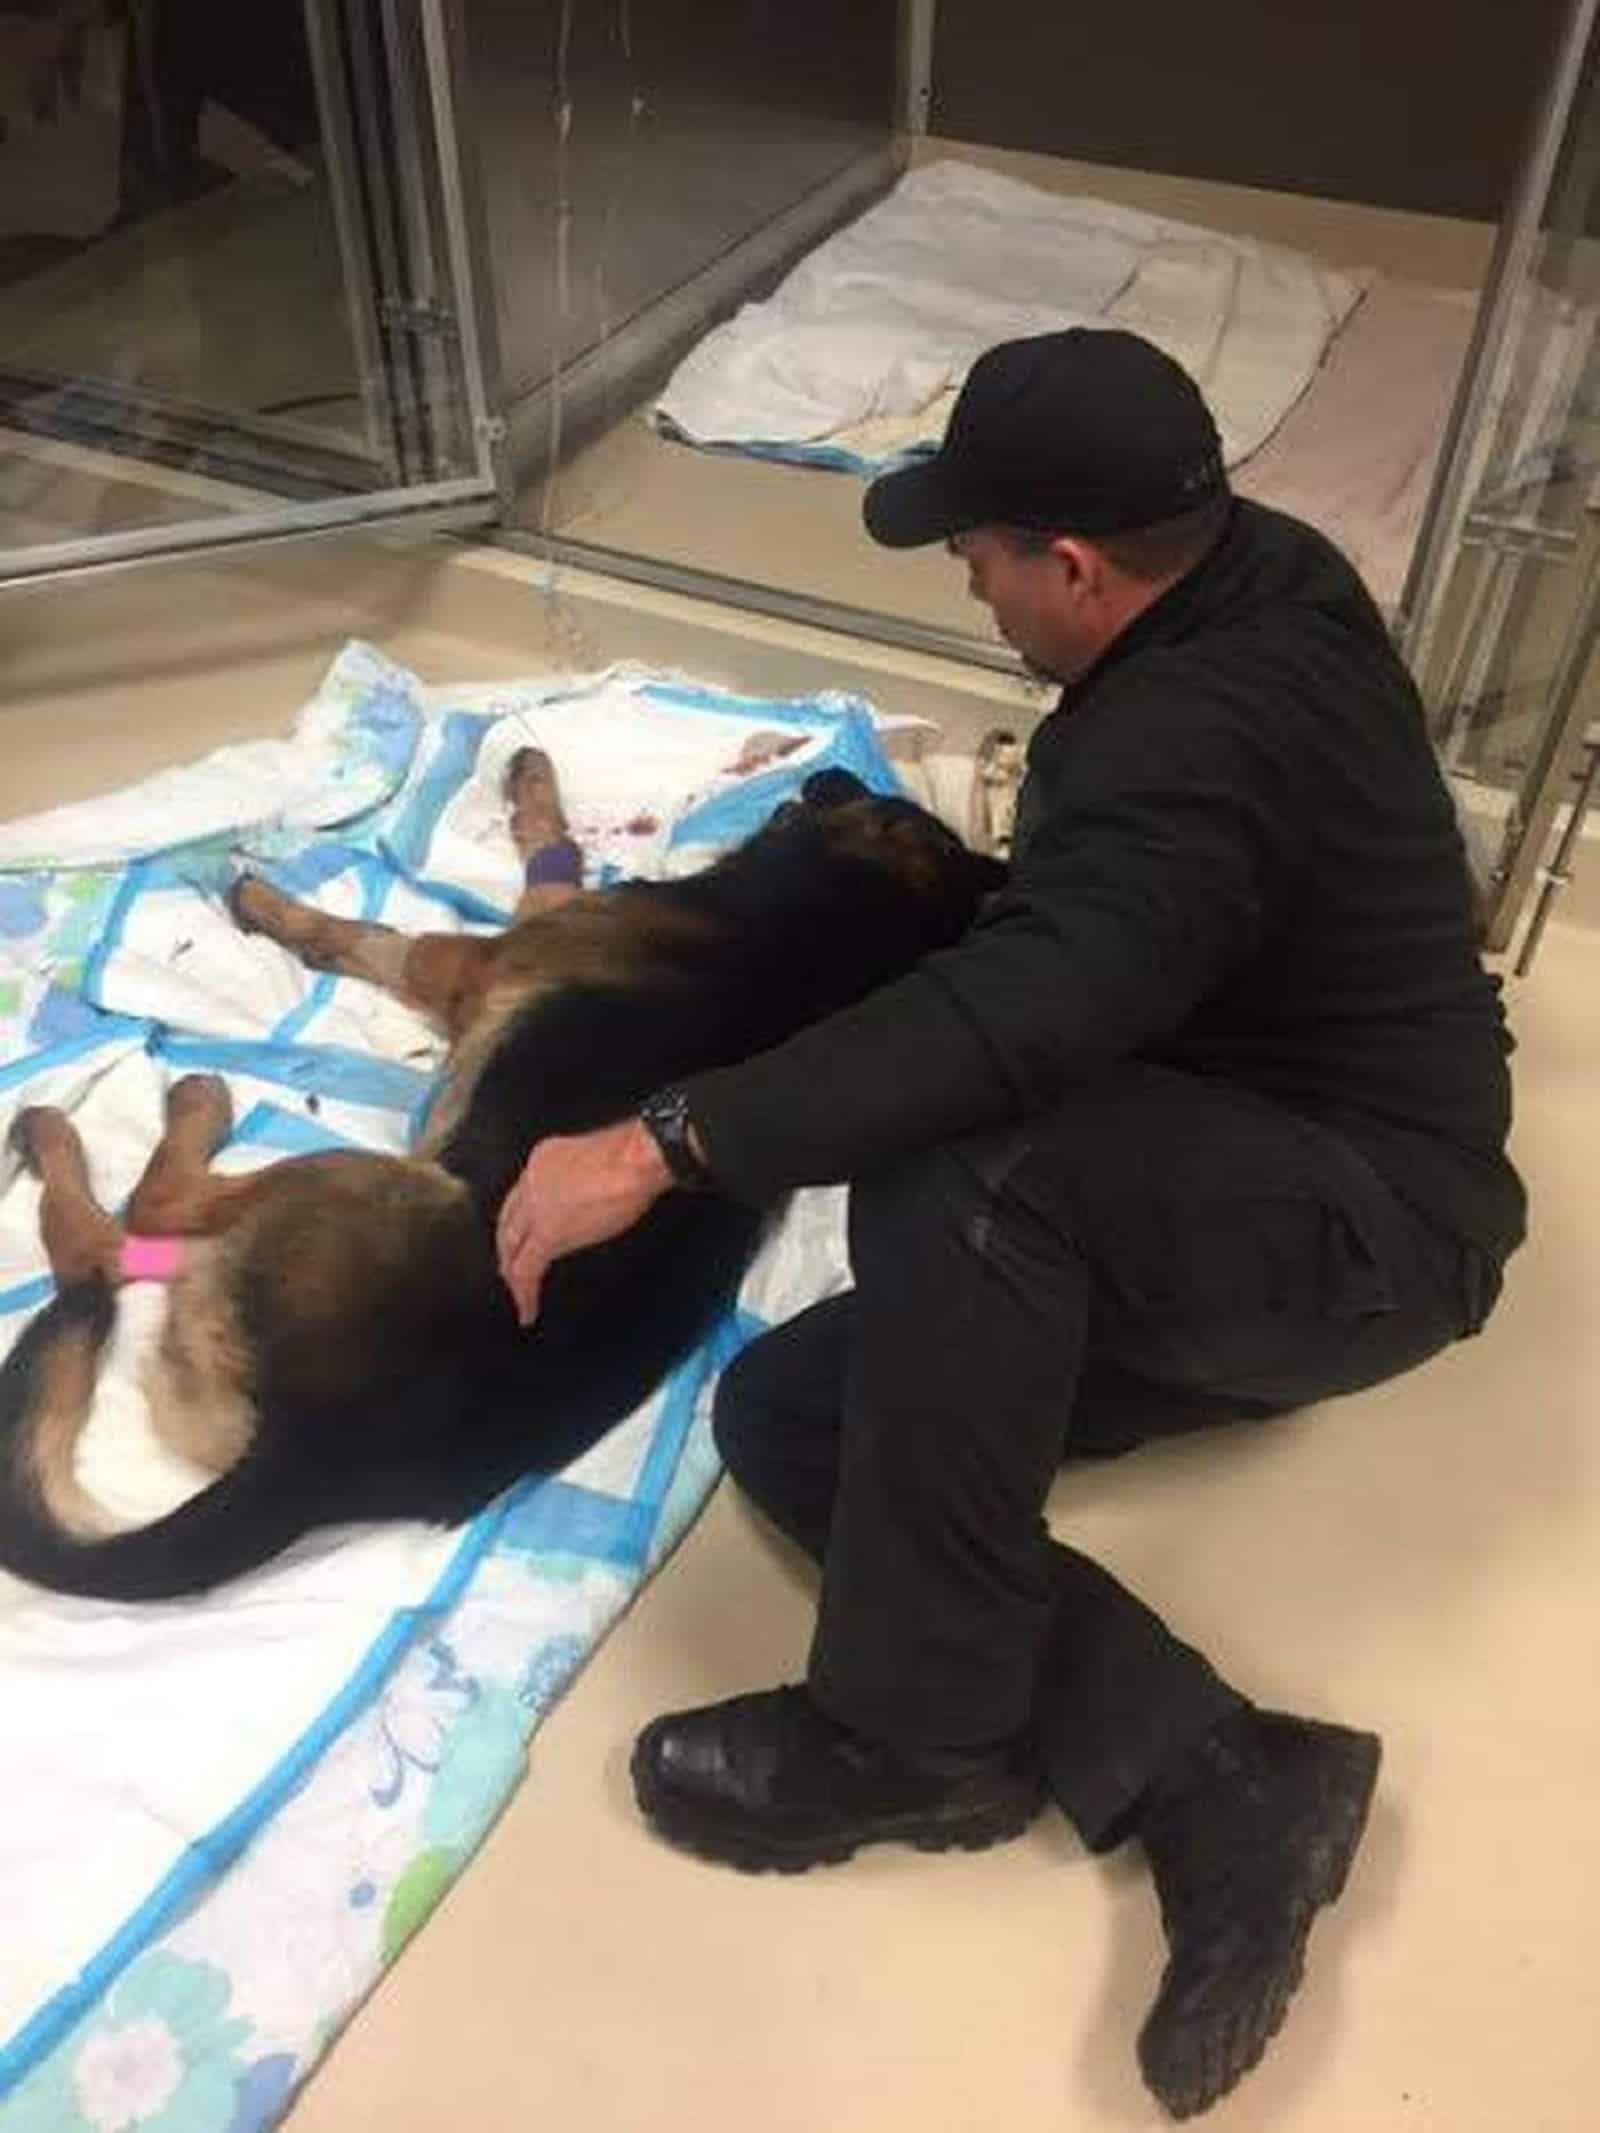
left=624, top=1116, right=675, bottom=1190
left=637, top=1086, right=711, bottom=1190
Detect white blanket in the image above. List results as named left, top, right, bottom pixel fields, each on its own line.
left=656, top=161, right=1363, bottom=474
left=0, top=645, right=890, bottom=2129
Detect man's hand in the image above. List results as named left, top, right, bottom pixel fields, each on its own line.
left=495, top=1118, right=673, bottom=1327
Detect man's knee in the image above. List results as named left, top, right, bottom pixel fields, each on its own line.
left=711, top=1342, right=768, bottom=1487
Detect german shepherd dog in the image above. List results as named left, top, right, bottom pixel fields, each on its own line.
left=0, top=760, right=1002, bottom=1600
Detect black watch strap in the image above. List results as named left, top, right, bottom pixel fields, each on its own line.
left=639, top=1086, right=709, bottom=1190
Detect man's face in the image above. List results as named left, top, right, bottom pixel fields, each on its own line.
left=947, top=528, right=1100, bottom=683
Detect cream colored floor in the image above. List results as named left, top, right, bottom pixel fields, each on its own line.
left=527, top=140, right=1500, bottom=649
left=279, top=925, right=1598, bottom=2133
left=3, top=539, right=1597, bottom=2132
left=0, top=101, right=366, bottom=551
left=0, top=430, right=253, bottom=553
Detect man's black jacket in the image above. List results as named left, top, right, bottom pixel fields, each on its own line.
left=685, top=500, right=1525, bottom=1262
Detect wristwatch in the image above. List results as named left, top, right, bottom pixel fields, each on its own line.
left=638, top=1085, right=710, bottom=1190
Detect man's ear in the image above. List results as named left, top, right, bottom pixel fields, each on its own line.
left=1048, top=535, right=1099, bottom=595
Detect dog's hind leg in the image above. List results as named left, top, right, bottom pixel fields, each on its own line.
left=9, top=1107, right=125, bottom=1284
left=123, top=1074, right=271, bottom=1238
left=228, top=875, right=498, bottom=1039
left=229, top=874, right=417, bottom=993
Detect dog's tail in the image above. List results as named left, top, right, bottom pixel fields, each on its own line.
left=0, top=1281, right=313, bottom=1600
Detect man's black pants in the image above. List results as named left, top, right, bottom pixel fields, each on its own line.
left=713, top=1065, right=1496, bottom=1850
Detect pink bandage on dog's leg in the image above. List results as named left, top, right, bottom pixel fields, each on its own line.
left=119, top=1234, right=189, bottom=1284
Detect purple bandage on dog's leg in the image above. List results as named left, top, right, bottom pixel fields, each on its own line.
left=523, top=837, right=584, bottom=889
left=119, top=1234, right=188, bottom=1284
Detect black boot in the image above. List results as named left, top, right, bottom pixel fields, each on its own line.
left=631, top=1684, right=1043, bottom=1872
left=1133, top=1708, right=1382, bottom=2118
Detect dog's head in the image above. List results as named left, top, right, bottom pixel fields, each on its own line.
left=799, top=767, right=1005, bottom=890
left=755, top=768, right=1006, bottom=953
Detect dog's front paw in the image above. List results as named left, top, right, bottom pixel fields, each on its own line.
left=225, top=871, right=281, bottom=936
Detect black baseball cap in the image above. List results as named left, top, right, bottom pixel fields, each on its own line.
left=863, top=328, right=1228, bottom=549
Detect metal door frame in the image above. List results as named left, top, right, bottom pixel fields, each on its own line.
left=1484, top=534, right=1600, bottom=953
left=0, top=0, right=505, bottom=589
left=1394, top=0, right=1600, bottom=671
left=1397, top=0, right=1600, bottom=962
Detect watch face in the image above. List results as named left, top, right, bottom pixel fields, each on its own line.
left=644, top=1089, right=702, bottom=1185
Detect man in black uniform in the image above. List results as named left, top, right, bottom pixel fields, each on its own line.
left=497, top=330, right=1525, bottom=2118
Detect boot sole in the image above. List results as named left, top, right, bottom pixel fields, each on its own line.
left=630, top=1742, right=1043, bottom=1874
left=1303, top=1724, right=1383, bottom=1908
left=1144, top=1722, right=1383, bottom=2121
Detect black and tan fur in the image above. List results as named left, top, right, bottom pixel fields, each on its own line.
left=0, top=767, right=1002, bottom=1599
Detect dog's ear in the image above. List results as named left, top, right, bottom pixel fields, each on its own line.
left=800, top=768, right=868, bottom=810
